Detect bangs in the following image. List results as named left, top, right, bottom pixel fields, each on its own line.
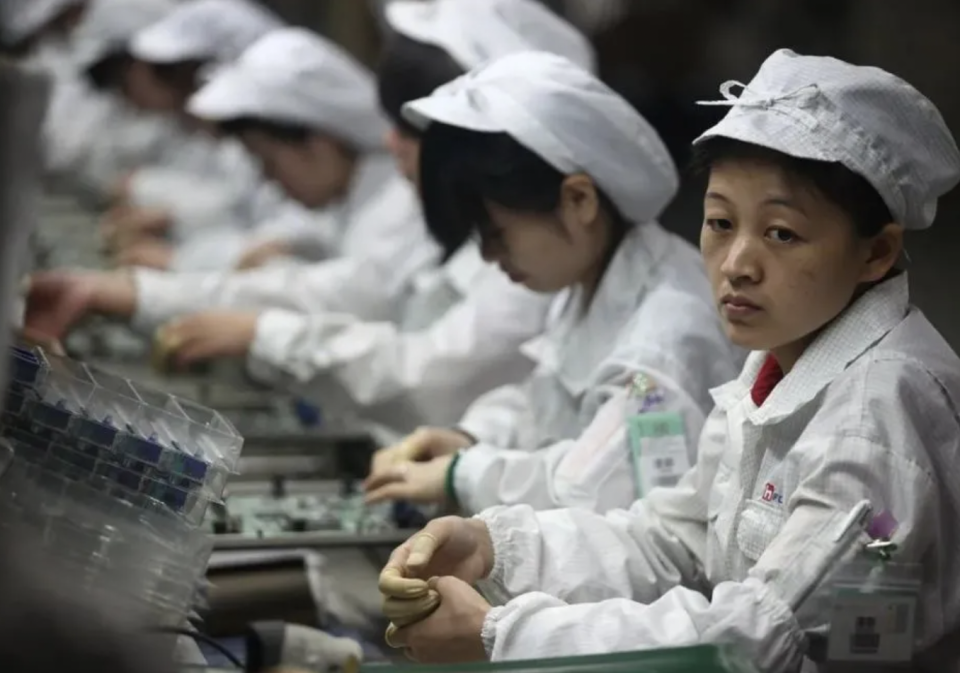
left=376, top=32, right=463, bottom=136
left=419, top=124, right=493, bottom=257
left=419, top=123, right=568, bottom=258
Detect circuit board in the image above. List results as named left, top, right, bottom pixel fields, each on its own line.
left=204, top=482, right=424, bottom=550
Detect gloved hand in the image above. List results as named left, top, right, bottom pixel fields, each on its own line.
left=379, top=517, right=494, bottom=645
left=365, top=428, right=473, bottom=489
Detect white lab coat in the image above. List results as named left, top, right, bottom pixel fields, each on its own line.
left=132, top=153, right=435, bottom=327
left=450, top=221, right=743, bottom=515
left=475, top=274, right=960, bottom=671
left=246, top=242, right=554, bottom=438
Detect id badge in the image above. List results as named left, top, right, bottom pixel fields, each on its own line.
left=826, top=561, right=921, bottom=663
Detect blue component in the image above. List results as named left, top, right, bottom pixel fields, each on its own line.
left=73, top=417, right=118, bottom=449
left=116, top=435, right=164, bottom=465
left=293, top=399, right=322, bottom=428
left=9, top=348, right=42, bottom=386
left=31, top=401, right=72, bottom=431
left=391, top=501, right=430, bottom=529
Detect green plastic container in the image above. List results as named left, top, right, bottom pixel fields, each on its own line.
left=362, top=645, right=758, bottom=673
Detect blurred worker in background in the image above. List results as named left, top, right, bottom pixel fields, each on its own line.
left=363, top=51, right=740, bottom=515
left=22, top=0, right=595, bottom=444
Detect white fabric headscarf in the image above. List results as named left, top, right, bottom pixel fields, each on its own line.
left=385, top=0, right=596, bottom=73
left=404, top=50, right=678, bottom=226
left=130, top=0, right=282, bottom=66
left=1, top=0, right=83, bottom=44
left=187, top=27, right=388, bottom=151
left=695, top=48, right=960, bottom=231
left=70, top=0, right=174, bottom=70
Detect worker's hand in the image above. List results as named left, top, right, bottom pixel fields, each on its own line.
left=385, top=577, right=490, bottom=664
left=236, top=240, right=293, bottom=270
left=24, top=270, right=136, bottom=340
left=100, top=205, right=170, bottom=249
left=157, top=310, right=260, bottom=369
left=108, top=171, right=137, bottom=204
left=115, top=239, right=173, bottom=270
left=364, top=455, right=453, bottom=505
left=365, top=427, right=472, bottom=487
left=379, top=517, right=494, bottom=599
left=17, top=326, right=66, bottom=356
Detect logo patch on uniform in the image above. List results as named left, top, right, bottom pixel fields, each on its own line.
left=628, top=373, right=666, bottom=413
left=761, top=482, right=784, bottom=504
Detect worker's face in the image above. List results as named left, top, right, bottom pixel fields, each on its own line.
left=700, top=157, right=901, bottom=364
left=478, top=174, right=608, bottom=294
left=240, top=130, right=355, bottom=209
left=385, top=126, right=421, bottom=186
left=121, top=61, right=187, bottom=113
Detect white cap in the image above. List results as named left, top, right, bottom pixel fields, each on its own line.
left=695, top=49, right=960, bottom=231
left=130, top=0, right=282, bottom=65
left=187, top=27, right=388, bottom=151
left=71, top=0, right=174, bottom=70
left=404, top=51, right=678, bottom=226
left=1, top=0, right=81, bottom=44
left=385, top=0, right=596, bottom=73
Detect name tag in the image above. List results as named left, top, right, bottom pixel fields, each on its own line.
left=826, top=562, right=920, bottom=664
left=627, top=411, right=689, bottom=497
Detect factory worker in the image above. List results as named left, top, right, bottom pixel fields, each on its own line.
left=22, top=0, right=591, bottom=438
left=97, top=0, right=313, bottom=272
left=38, top=0, right=191, bottom=195
left=378, top=50, right=960, bottom=671
left=364, top=51, right=740, bottom=513
left=0, top=0, right=86, bottom=60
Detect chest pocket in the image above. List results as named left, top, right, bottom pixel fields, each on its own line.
left=736, top=499, right=788, bottom=562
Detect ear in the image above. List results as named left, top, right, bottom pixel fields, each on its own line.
left=557, top=173, right=600, bottom=234
left=858, top=223, right=904, bottom=283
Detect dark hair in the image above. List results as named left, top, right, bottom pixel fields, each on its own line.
left=376, top=32, right=463, bottom=138
left=420, top=123, right=628, bottom=258
left=217, top=117, right=312, bottom=143
left=86, top=51, right=132, bottom=91
left=691, top=137, right=893, bottom=238
left=147, top=59, right=204, bottom=96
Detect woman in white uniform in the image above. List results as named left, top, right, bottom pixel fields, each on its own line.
left=91, top=0, right=318, bottom=272
left=22, top=0, right=592, bottom=439
left=377, top=50, right=960, bottom=671
left=363, top=52, right=740, bottom=514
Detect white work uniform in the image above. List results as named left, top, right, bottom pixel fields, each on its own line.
left=246, top=242, right=552, bottom=437
left=175, top=26, right=431, bottom=295
left=472, top=50, right=960, bottom=671
left=20, top=0, right=198, bottom=196
left=122, top=0, right=310, bottom=271
left=452, top=221, right=741, bottom=514
left=132, top=152, right=432, bottom=326
left=137, top=7, right=600, bottom=436
left=401, top=51, right=739, bottom=513
left=477, top=276, right=960, bottom=670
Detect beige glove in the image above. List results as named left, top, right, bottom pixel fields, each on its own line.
left=150, top=325, right=181, bottom=375
left=380, top=567, right=442, bottom=647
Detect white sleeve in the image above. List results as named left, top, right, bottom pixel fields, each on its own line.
left=457, top=386, right=532, bottom=447
left=453, top=374, right=705, bottom=514
left=131, top=254, right=410, bottom=331
left=246, top=275, right=553, bottom=431
left=452, top=295, right=734, bottom=514
left=477, top=431, right=934, bottom=672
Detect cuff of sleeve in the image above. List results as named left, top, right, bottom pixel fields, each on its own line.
left=454, top=444, right=502, bottom=515
left=130, top=269, right=189, bottom=333
left=457, top=417, right=497, bottom=446
left=480, top=606, right=506, bottom=659
left=169, top=231, right=246, bottom=272
left=248, top=309, right=313, bottom=373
